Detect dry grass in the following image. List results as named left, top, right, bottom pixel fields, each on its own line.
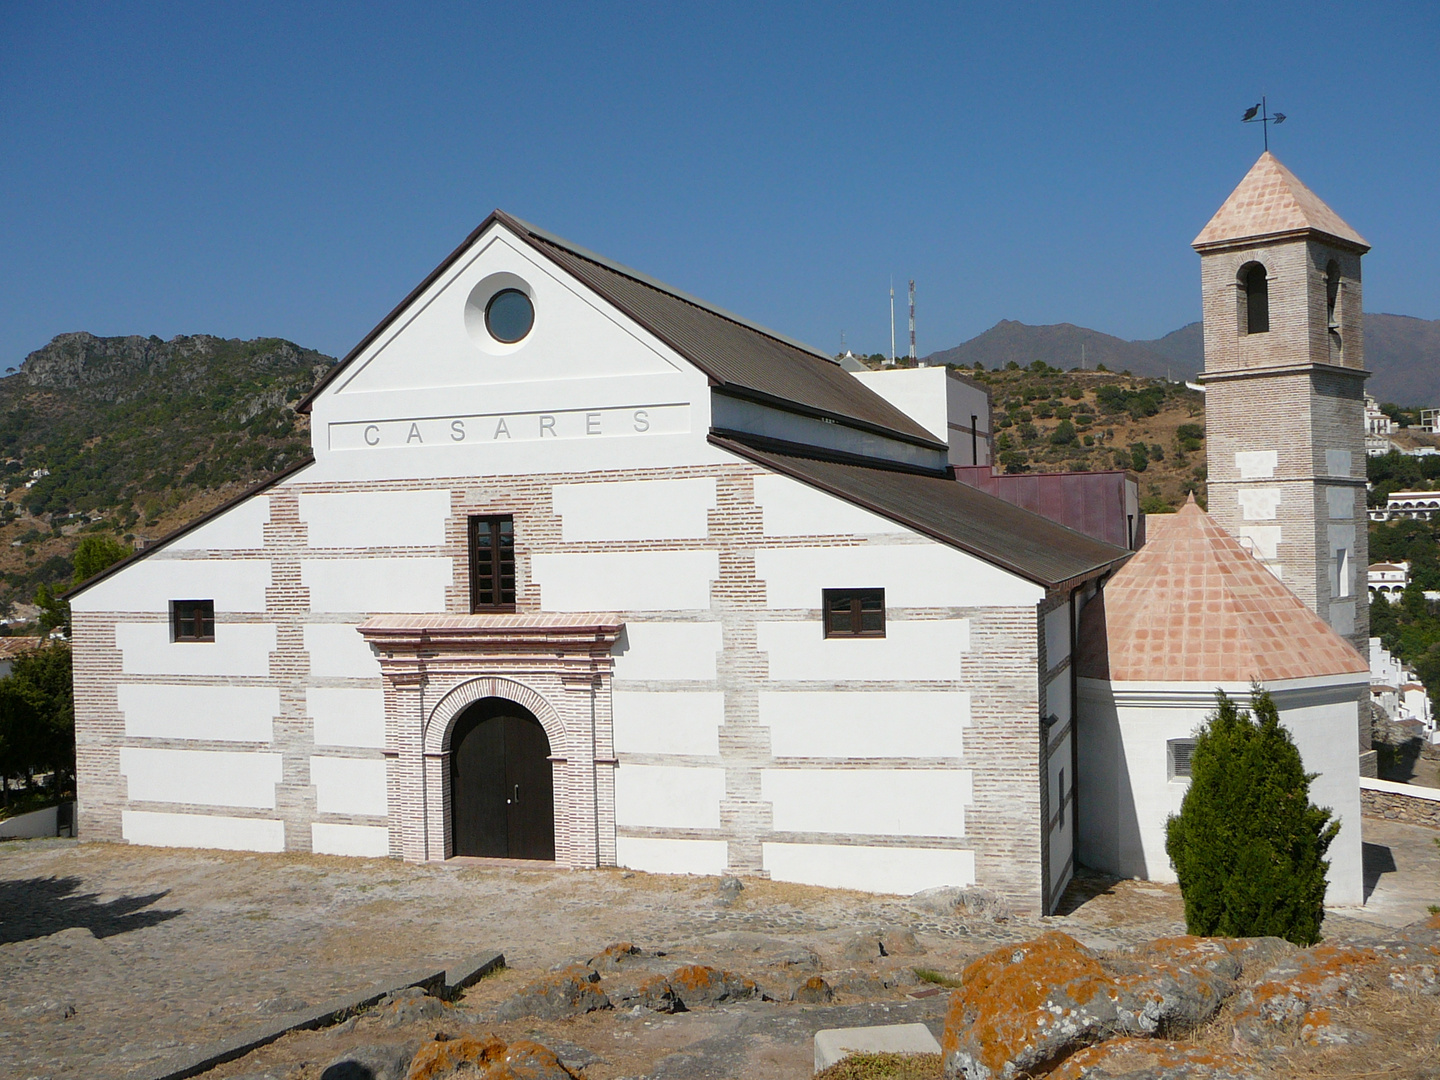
left=912, top=967, right=963, bottom=989
left=814, top=1052, right=944, bottom=1079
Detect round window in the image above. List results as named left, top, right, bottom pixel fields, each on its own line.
left=484, top=288, right=534, bottom=343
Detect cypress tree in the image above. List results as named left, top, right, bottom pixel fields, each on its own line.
left=1164, top=689, right=1339, bottom=946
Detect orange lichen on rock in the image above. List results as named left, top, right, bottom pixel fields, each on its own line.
left=1232, top=944, right=1381, bottom=1041
left=941, top=932, right=1243, bottom=1080
left=665, top=964, right=759, bottom=1007
left=405, top=1035, right=577, bottom=1079
left=1047, top=1037, right=1249, bottom=1080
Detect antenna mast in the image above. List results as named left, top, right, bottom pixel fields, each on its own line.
left=908, top=280, right=917, bottom=364
left=889, top=279, right=896, bottom=366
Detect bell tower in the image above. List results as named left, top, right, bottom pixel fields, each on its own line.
left=1193, top=151, right=1370, bottom=656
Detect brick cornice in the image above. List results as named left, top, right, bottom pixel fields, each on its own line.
left=356, top=614, right=623, bottom=684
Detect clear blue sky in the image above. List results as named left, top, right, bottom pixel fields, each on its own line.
left=3, top=2, right=1437, bottom=366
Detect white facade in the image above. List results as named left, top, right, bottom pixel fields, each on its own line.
left=1368, top=561, right=1409, bottom=600
left=850, top=367, right=992, bottom=468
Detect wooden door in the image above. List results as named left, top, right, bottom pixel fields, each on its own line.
left=450, top=701, right=554, bottom=860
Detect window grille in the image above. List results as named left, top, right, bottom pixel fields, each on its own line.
left=1169, top=738, right=1197, bottom=779
left=171, top=600, right=215, bottom=642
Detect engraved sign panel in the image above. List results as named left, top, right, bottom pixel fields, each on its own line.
left=328, top=403, right=689, bottom=451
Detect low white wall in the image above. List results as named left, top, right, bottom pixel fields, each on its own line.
left=1077, top=676, right=1366, bottom=907
left=0, top=804, right=62, bottom=839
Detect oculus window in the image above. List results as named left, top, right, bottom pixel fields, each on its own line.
left=823, top=588, right=885, bottom=638
left=470, top=515, right=517, bottom=611
left=485, top=289, right=534, bottom=344
left=171, top=600, right=215, bottom=642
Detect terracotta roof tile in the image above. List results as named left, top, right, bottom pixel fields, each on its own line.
left=1192, top=151, right=1368, bottom=252
left=1076, top=497, right=1368, bottom=683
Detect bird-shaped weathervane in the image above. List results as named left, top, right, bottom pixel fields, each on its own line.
left=1242, top=96, right=1287, bottom=151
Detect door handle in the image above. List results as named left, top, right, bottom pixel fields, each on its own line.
left=513, top=784, right=520, bottom=806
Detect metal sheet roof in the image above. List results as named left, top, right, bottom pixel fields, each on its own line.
left=712, top=433, right=1131, bottom=589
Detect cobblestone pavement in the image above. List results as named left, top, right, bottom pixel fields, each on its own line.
left=0, top=831, right=1428, bottom=1080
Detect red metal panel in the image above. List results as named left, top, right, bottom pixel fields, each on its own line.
left=953, top=467, right=1141, bottom=550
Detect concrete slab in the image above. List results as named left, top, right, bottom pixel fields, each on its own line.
left=813, top=1022, right=942, bottom=1073
left=1330, top=816, right=1440, bottom=929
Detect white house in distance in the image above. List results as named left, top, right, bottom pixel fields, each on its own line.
left=67, top=210, right=1129, bottom=913
left=1368, top=561, right=1409, bottom=600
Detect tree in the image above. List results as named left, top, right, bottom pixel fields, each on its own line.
left=1165, top=689, right=1338, bottom=946
left=34, top=583, right=69, bottom=638
left=72, top=535, right=130, bottom=585
left=1, top=643, right=75, bottom=798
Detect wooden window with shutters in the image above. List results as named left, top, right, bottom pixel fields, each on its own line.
left=171, top=599, right=215, bottom=642
left=822, top=588, right=885, bottom=638
left=469, top=515, right=516, bottom=612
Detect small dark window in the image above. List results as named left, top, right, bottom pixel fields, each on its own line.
left=1169, top=738, right=1197, bottom=779
left=469, top=515, right=516, bottom=611
left=484, top=289, right=534, bottom=343
left=823, top=588, right=885, bottom=638
left=171, top=600, right=215, bottom=642
left=1241, top=263, right=1269, bottom=335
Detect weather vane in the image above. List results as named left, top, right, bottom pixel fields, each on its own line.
left=1242, top=96, right=1286, bottom=152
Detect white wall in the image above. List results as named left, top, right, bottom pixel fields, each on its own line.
left=612, top=623, right=722, bottom=682
left=762, top=768, right=970, bottom=837
left=119, top=684, right=278, bottom=742
left=312, top=823, right=390, bottom=857
left=304, top=624, right=380, bottom=678
left=301, top=490, right=450, bottom=547
left=612, top=691, right=722, bottom=755
left=614, top=764, right=724, bottom=829
left=302, top=558, right=451, bottom=613
left=760, top=691, right=967, bottom=757
left=167, top=497, right=271, bottom=552
left=753, top=474, right=909, bottom=537
left=617, top=836, right=728, bottom=876
left=309, top=687, right=387, bottom=748
left=117, top=623, right=276, bottom=677
left=756, top=620, right=969, bottom=681
left=756, top=546, right=1040, bottom=609
left=122, top=810, right=285, bottom=852
left=309, top=756, right=388, bottom=816
left=120, top=747, right=282, bottom=809
left=75, top=559, right=269, bottom=613
left=763, top=842, right=975, bottom=894
left=553, top=478, right=717, bottom=541
left=532, top=551, right=719, bottom=612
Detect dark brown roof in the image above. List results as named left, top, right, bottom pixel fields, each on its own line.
left=63, top=457, right=315, bottom=600
left=710, top=433, right=1130, bottom=589
left=300, top=211, right=944, bottom=450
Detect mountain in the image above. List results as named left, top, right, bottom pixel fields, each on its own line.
left=925, top=314, right=1440, bottom=403
left=0, top=332, right=335, bottom=612
left=923, top=321, right=1183, bottom=381
left=1364, top=314, right=1440, bottom=406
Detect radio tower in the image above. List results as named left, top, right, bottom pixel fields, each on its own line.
left=888, top=279, right=896, bottom=366
left=908, top=280, right=917, bottom=364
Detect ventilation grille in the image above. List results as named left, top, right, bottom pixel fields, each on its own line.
left=1169, top=739, right=1198, bottom=779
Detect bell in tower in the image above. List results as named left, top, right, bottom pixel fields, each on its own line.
left=1192, top=151, right=1370, bottom=656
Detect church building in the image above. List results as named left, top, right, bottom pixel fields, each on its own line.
left=67, top=152, right=1373, bottom=912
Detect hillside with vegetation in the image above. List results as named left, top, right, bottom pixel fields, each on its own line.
left=0, top=332, right=335, bottom=617
left=853, top=356, right=1209, bottom=514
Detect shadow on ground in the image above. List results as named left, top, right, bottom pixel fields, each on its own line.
left=1362, top=842, right=1398, bottom=904
left=0, top=875, right=182, bottom=944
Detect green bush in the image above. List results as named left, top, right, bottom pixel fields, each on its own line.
left=1165, top=690, right=1338, bottom=946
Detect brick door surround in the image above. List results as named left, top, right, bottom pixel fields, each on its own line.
left=356, top=614, right=623, bottom=866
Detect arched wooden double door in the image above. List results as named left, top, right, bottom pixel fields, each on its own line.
left=449, top=698, right=555, bottom=860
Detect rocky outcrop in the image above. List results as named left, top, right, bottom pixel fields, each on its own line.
left=941, top=933, right=1238, bottom=1080
left=941, top=917, right=1440, bottom=1078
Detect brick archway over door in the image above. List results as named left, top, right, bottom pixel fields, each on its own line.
left=357, top=614, right=623, bottom=867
